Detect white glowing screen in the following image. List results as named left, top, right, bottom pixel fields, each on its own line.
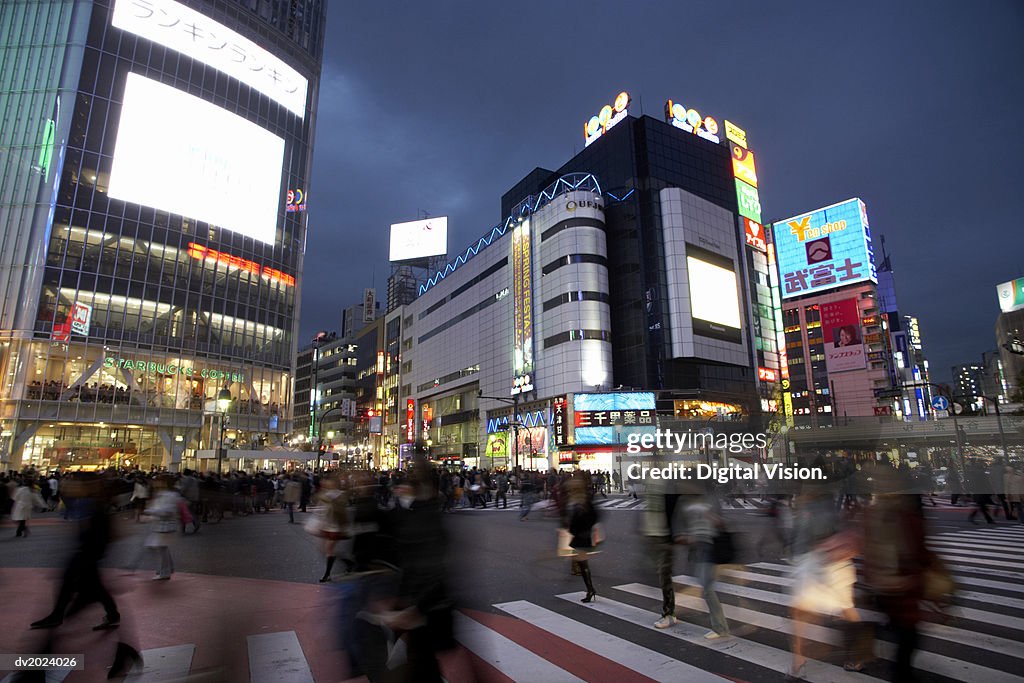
left=108, top=73, right=285, bottom=245
left=389, top=217, right=449, bottom=262
left=112, top=0, right=308, bottom=117
left=687, top=256, right=741, bottom=329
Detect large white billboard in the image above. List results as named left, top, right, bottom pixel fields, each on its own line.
left=111, top=0, right=308, bottom=117
left=108, top=73, right=285, bottom=245
left=687, top=255, right=742, bottom=337
left=389, top=217, right=448, bottom=262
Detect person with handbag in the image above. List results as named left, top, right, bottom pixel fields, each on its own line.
left=562, top=475, right=601, bottom=602
left=683, top=494, right=731, bottom=640
left=787, top=483, right=866, bottom=680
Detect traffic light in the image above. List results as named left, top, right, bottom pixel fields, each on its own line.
left=367, top=409, right=375, bottom=418
left=318, top=442, right=326, bottom=456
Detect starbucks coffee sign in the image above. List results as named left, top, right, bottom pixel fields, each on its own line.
left=104, top=357, right=245, bottom=383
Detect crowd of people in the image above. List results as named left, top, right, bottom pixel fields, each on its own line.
left=3, top=454, right=1019, bottom=682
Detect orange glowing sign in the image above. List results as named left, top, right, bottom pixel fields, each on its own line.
left=187, top=243, right=295, bottom=287
left=731, top=146, right=758, bottom=187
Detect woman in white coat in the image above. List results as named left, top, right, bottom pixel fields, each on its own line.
left=13, top=477, right=46, bottom=537
left=144, top=478, right=182, bottom=579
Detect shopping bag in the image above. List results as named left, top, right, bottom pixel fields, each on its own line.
left=557, top=528, right=573, bottom=557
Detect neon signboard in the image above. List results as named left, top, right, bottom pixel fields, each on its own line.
left=405, top=399, right=415, bottom=443
left=286, top=189, right=306, bottom=213
left=773, top=198, right=877, bottom=300
left=731, top=146, right=758, bottom=187
left=511, top=219, right=534, bottom=395
left=187, top=243, right=295, bottom=287
left=664, top=99, right=721, bottom=144
left=757, top=366, right=778, bottom=382
left=724, top=120, right=747, bottom=148
left=111, top=0, right=308, bottom=117
left=735, top=179, right=762, bottom=224
left=744, top=218, right=766, bottom=252
left=584, top=91, right=630, bottom=147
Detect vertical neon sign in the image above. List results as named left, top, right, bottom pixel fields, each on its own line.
left=511, top=219, right=534, bottom=395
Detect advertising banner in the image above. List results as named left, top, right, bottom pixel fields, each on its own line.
left=511, top=220, right=534, bottom=395
left=743, top=218, right=767, bottom=252
left=821, top=298, right=865, bottom=373
left=996, top=277, right=1024, bottom=313
left=773, top=198, right=877, bottom=300
left=389, top=217, right=448, bottom=262
left=735, top=179, right=762, bottom=223
left=552, top=396, right=568, bottom=447
left=731, top=146, right=758, bottom=187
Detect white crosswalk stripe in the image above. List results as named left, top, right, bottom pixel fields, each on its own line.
left=126, top=644, right=196, bottom=681
left=459, top=525, right=1024, bottom=683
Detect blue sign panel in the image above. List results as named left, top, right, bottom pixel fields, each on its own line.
left=772, top=198, right=877, bottom=300
left=573, top=392, right=656, bottom=412
left=931, top=395, right=949, bottom=412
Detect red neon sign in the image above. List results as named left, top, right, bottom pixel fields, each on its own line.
left=187, top=243, right=296, bottom=287
left=405, top=399, right=415, bottom=443
left=758, top=367, right=778, bottom=382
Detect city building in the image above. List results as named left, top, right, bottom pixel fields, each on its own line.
left=0, top=0, right=326, bottom=470
left=770, top=199, right=898, bottom=427
left=394, top=93, right=781, bottom=477
left=996, top=276, right=1024, bottom=397
left=952, top=363, right=987, bottom=413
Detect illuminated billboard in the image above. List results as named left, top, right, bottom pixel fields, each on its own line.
left=734, top=179, right=762, bottom=224
left=572, top=392, right=656, bottom=446
left=511, top=219, right=535, bottom=395
left=743, top=218, right=767, bottom=252
left=687, top=251, right=742, bottom=343
left=821, top=298, right=865, bottom=373
left=731, top=146, right=758, bottom=187
left=664, top=99, right=721, bottom=144
left=112, top=0, right=308, bottom=117
left=389, top=217, right=448, bottom=262
left=773, top=198, right=877, bottom=300
left=108, top=74, right=285, bottom=245
left=724, top=120, right=747, bottom=148
left=997, top=277, right=1024, bottom=313
left=584, top=91, right=630, bottom=147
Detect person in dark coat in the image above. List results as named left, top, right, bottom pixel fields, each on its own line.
left=563, top=475, right=600, bottom=602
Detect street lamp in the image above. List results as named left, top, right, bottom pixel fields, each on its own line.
left=216, top=386, right=232, bottom=475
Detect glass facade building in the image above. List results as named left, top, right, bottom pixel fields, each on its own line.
left=0, top=0, right=326, bottom=470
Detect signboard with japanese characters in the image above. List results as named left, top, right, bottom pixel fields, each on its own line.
left=772, top=198, right=877, bottom=300
left=552, top=396, right=568, bottom=447
left=571, top=392, right=657, bottom=447
left=820, top=298, right=866, bottom=373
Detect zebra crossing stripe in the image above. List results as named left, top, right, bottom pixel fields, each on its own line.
left=615, top=583, right=1021, bottom=683
left=752, top=559, right=1024, bottom=585
left=722, top=564, right=1024, bottom=609
left=247, top=632, right=314, bottom=683
left=667, top=573, right=1024, bottom=659
left=556, top=591, right=869, bottom=683
left=926, top=542, right=1024, bottom=561
left=927, top=539, right=1024, bottom=553
left=125, top=644, right=196, bottom=682
left=928, top=533, right=1024, bottom=549
left=494, top=600, right=725, bottom=683
left=453, top=612, right=585, bottom=682
left=927, top=550, right=1024, bottom=571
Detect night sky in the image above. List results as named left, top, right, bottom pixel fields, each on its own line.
left=300, top=0, right=1024, bottom=382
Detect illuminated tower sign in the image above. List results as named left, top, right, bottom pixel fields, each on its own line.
left=511, top=218, right=535, bottom=395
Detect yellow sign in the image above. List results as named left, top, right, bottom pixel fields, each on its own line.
left=731, top=146, right=757, bottom=187
left=724, top=120, right=747, bottom=148
left=486, top=433, right=508, bottom=459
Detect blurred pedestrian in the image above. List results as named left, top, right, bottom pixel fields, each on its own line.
left=283, top=474, right=301, bottom=522
left=313, top=475, right=350, bottom=582
left=131, top=474, right=150, bottom=523
left=863, top=468, right=928, bottom=682
left=12, top=476, right=46, bottom=537
left=683, top=495, right=731, bottom=639
left=144, top=478, right=182, bottom=580
left=788, top=484, right=866, bottom=679
left=563, top=476, right=600, bottom=602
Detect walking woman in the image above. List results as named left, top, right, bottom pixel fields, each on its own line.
left=144, top=477, right=182, bottom=580
left=12, top=476, right=46, bottom=537
left=562, top=476, right=601, bottom=602
left=313, top=475, right=350, bottom=582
